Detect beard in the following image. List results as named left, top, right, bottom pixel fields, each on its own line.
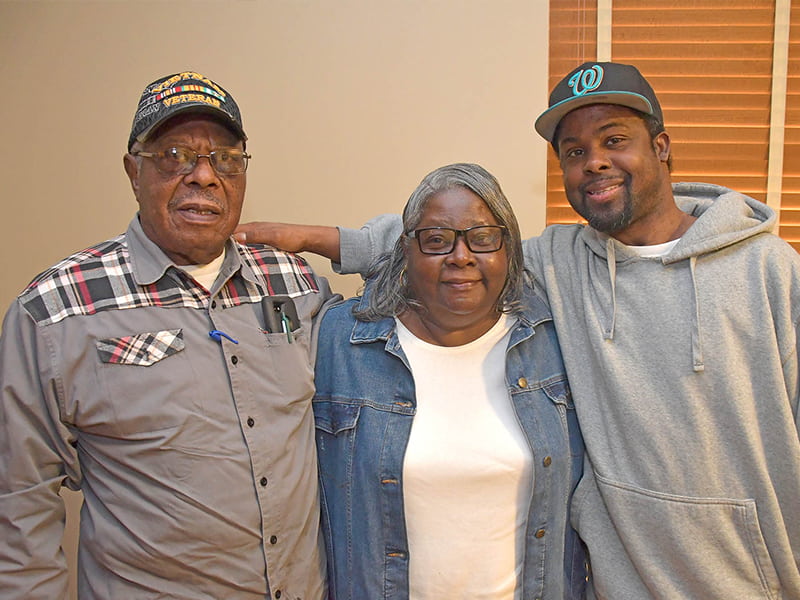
left=569, top=179, right=634, bottom=235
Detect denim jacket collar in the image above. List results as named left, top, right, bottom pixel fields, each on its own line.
left=348, top=280, right=553, bottom=350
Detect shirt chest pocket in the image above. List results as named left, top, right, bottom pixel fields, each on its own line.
left=92, top=328, right=205, bottom=438
left=95, top=329, right=184, bottom=366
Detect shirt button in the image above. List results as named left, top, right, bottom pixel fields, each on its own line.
left=231, top=356, right=238, bottom=365
left=247, top=417, right=255, bottom=427
left=274, top=591, right=281, bottom=599
left=543, top=456, right=552, bottom=467
left=260, top=477, right=268, bottom=487
left=535, top=528, right=546, bottom=538
left=517, top=377, right=527, bottom=388
left=270, top=535, right=278, bottom=544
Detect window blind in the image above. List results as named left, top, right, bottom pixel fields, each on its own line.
left=546, top=0, right=799, bottom=252
left=780, top=1, right=799, bottom=249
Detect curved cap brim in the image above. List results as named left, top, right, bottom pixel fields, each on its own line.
left=534, top=91, right=654, bottom=143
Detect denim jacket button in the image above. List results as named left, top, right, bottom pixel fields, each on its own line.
left=543, top=456, right=552, bottom=467
left=535, top=528, right=546, bottom=538
left=517, top=377, right=528, bottom=388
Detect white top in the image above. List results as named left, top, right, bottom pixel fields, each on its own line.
left=395, top=314, right=533, bottom=600
left=625, top=238, right=680, bottom=258
left=179, top=250, right=225, bottom=290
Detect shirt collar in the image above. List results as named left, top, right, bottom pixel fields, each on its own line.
left=126, top=215, right=254, bottom=287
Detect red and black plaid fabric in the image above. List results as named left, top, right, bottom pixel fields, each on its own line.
left=96, top=328, right=184, bottom=366
left=20, top=236, right=319, bottom=326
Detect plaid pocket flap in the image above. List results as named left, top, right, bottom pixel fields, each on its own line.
left=96, top=329, right=185, bottom=366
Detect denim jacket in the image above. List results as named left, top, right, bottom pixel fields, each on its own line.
left=313, top=285, right=587, bottom=599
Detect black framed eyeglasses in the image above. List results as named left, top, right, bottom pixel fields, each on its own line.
left=407, top=225, right=508, bottom=255
left=130, top=146, right=251, bottom=176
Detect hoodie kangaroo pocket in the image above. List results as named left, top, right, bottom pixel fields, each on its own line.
left=572, top=470, right=780, bottom=600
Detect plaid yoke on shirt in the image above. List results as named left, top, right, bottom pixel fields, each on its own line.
left=18, top=234, right=320, bottom=364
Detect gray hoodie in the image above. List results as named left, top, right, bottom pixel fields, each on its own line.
left=338, top=182, right=800, bottom=599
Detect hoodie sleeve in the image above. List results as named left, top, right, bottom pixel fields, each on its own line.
left=522, top=236, right=544, bottom=283
left=335, top=214, right=404, bottom=276
left=792, top=312, right=800, bottom=437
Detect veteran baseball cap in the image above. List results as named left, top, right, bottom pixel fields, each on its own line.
left=534, top=62, right=663, bottom=143
left=128, top=71, right=246, bottom=151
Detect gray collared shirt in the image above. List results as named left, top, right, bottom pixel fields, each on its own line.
left=0, top=216, right=338, bottom=599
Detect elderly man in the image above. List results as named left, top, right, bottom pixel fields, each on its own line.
left=238, top=62, right=800, bottom=598
left=0, top=71, right=337, bottom=599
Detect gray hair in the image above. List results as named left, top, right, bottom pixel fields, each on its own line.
left=353, top=162, right=529, bottom=322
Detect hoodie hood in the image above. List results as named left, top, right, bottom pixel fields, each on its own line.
left=580, top=182, right=776, bottom=264
left=667, top=182, right=775, bottom=262
left=575, top=182, right=776, bottom=371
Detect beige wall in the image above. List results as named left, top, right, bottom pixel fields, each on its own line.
left=0, top=1, right=550, bottom=597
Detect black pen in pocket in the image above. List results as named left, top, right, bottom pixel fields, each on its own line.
left=260, top=296, right=299, bottom=343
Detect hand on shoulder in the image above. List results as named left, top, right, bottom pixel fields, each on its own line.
left=234, top=222, right=341, bottom=262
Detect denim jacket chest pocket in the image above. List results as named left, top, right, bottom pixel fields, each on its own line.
left=511, top=374, right=584, bottom=464
left=540, top=377, right=574, bottom=408
left=314, top=397, right=416, bottom=444
left=314, top=400, right=361, bottom=436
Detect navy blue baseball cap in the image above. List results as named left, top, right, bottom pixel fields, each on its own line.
left=534, top=62, right=663, bottom=143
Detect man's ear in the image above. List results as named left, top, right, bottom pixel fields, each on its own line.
left=654, top=131, right=671, bottom=163
left=123, top=153, right=140, bottom=198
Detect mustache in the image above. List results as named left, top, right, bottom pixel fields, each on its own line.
left=578, top=174, right=630, bottom=195
left=168, top=189, right=223, bottom=210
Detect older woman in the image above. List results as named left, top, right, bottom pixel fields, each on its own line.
left=313, top=163, right=585, bottom=599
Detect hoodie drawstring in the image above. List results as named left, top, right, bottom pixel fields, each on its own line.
left=604, top=237, right=617, bottom=340
left=602, top=237, right=704, bottom=372
left=688, top=256, right=705, bottom=372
